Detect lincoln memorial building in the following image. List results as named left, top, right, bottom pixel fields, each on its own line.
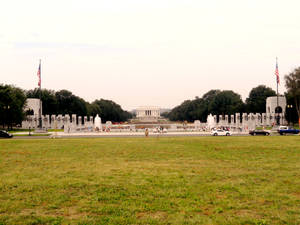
left=136, top=106, right=160, bottom=122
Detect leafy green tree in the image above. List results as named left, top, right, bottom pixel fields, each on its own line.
left=199, top=90, right=221, bottom=121
left=0, top=84, right=27, bottom=129
left=160, top=111, right=169, bottom=118
left=245, top=85, right=276, bottom=113
left=92, top=99, right=132, bottom=122
left=208, top=90, right=244, bottom=115
left=86, top=102, right=101, bottom=117
left=285, top=92, right=298, bottom=124
left=168, top=100, right=192, bottom=121
left=55, top=90, right=87, bottom=116
left=167, top=90, right=229, bottom=122
left=285, top=67, right=300, bottom=120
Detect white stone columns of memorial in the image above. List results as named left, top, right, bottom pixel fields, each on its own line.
left=57, top=115, right=63, bottom=129
left=84, top=116, right=88, bottom=128
left=78, top=116, right=82, bottom=130
left=230, top=115, right=234, bottom=125
left=235, top=113, right=240, bottom=128
left=225, top=115, right=229, bottom=126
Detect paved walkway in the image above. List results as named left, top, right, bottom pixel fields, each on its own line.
left=53, top=131, right=249, bottom=137
left=11, top=131, right=261, bottom=139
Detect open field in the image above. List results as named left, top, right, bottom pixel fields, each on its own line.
left=0, top=137, right=300, bottom=225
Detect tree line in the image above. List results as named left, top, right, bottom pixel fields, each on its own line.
left=0, top=86, right=132, bottom=129
left=164, top=66, right=300, bottom=124
left=26, top=88, right=133, bottom=123
left=164, top=85, right=276, bottom=122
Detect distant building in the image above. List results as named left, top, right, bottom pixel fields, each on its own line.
left=136, top=106, right=160, bottom=122
left=24, top=98, right=42, bottom=116
left=266, top=96, right=286, bottom=114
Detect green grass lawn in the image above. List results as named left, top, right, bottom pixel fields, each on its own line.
left=0, top=137, right=300, bottom=225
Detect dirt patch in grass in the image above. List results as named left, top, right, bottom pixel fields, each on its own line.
left=19, top=207, right=87, bottom=219
left=136, top=211, right=168, bottom=220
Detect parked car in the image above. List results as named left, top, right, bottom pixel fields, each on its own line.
left=249, top=129, right=270, bottom=136
left=0, top=130, right=13, bottom=138
left=211, top=129, right=231, bottom=136
left=278, top=126, right=300, bottom=135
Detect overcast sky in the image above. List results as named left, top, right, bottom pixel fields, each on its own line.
left=1, top=0, right=299, bottom=110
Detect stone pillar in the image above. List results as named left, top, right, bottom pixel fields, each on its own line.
left=78, top=116, right=82, bottom=130
left=230, top=115, right=234, bottom=125
left=46, top=115, right=51, bottom=129
left=43, top=115, right=49, bottom=129
left=213, top=115, right=217, bottom=126
left=267, top=113, right=273, bottom=126
left=225, top=115, right=229, bottom=126
left=72, top=114, right=76, bottom=125
left=235, top=113, right=240, bottom=129
left=257, top=113, right=262, bottom=127
left=50, top=115, right=55, bottom=129
left=71, top=114, right=76, bottom=132
left=249, top=113, right=257, bottom=130
left=217, top=115, right=222, bottom=126
left=64, top=115, right=71, bottom=133
left=280, top=113, right=286, bottom=125
left=266, top=113, right=269, bottom=126
left=65, top=115, right=70, bottom=125
left=262, top=113, right=266, bottom=127
left=42, top=115, right=45, bottom=129
left=268, top=113, right=272, bottom=126
left=57, top=114, right=63, bottom=129
left=84, top=116, right=88, bottom=128
left=61, top=115, right=65, bottom=129
left=89, top=116, right=94, bottom=130
left=42, top=115, right=46, bottom=129
left=242, top=113, right=248, bottom=131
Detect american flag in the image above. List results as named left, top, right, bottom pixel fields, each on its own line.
left=37, top=61, right=41, bottom=87
left=275, top=58, right=279, bottom=84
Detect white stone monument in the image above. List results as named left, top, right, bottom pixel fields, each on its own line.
left=207, top=114, right=215, bottom=130
left=94, top=114, right=102, bottom=132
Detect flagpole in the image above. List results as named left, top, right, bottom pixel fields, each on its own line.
left=38, top=59, right=42, bottom=129
left=276, top=57, right=279, bottom=126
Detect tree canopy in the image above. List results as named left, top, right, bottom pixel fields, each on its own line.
left=0, top=84, right=27, bottom=129
left=167, top=90, right=244, bottom=122
left=208, top=90, right=244, bottom=115
left=245, top=85, right=276, bottom=113
left=55, top=90, right=87, bottom=116
left=285, top=67, right=300, bottom=120
left=90, top=99, right=132, bottom=123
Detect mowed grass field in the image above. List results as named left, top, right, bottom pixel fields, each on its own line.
left=0, top=137, right=300, bottom=225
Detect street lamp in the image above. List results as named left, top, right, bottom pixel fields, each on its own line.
left=287, top=105, right=293, bottom=126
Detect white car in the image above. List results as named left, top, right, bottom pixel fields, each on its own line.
left=211, top=129, right=231, bottom=136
